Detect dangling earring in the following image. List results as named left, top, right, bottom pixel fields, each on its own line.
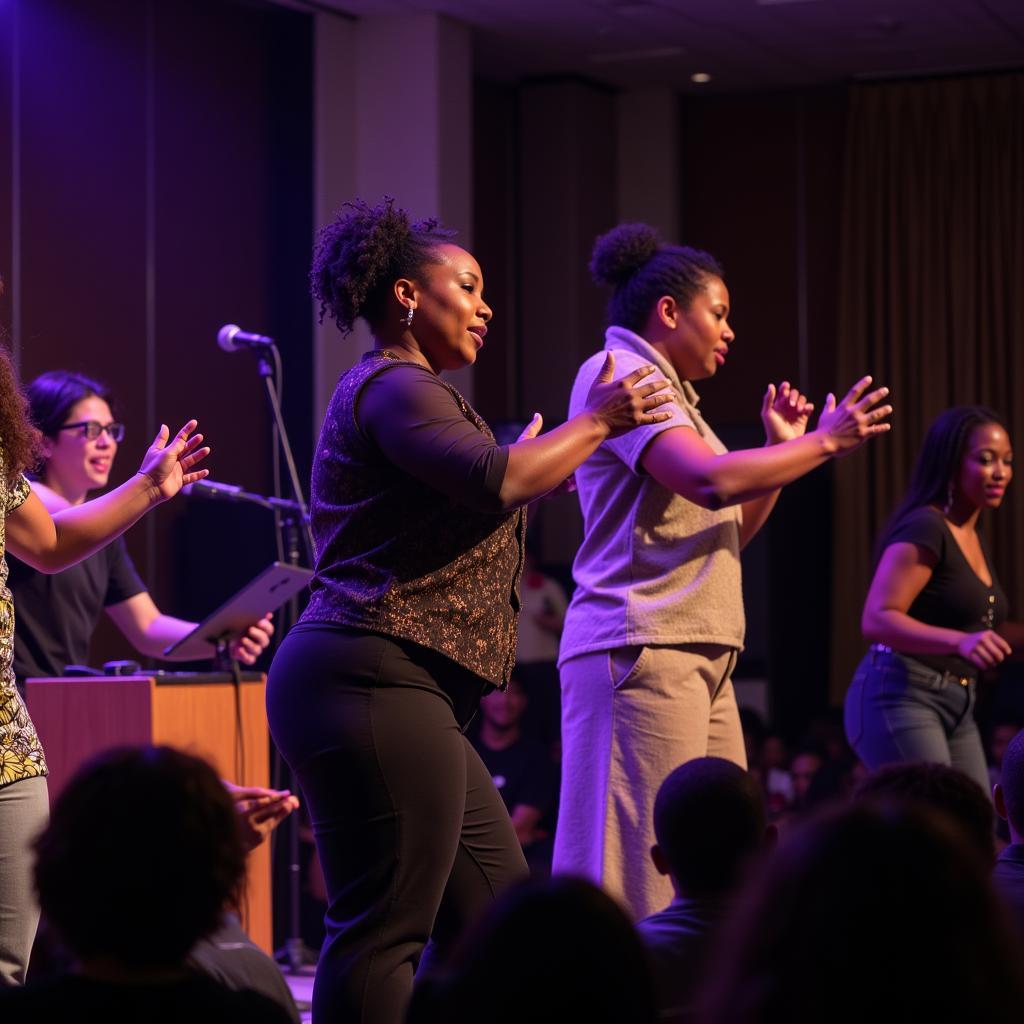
left=402, top=305, right=414, bottom=328
left=943, top=480, right=954, bottom=515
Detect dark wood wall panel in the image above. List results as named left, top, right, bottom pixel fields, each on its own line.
left=517, top=78, right=617, bottom=562
left=472, top=79, right=519, bottom=425
left=680, top=93, right=802, bottom=427
left=3, top=0, right=312, bottom=663
left=18, top=0, right=149, bottom=427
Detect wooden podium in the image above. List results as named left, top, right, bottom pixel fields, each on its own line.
left=26, top=672, right=273, bottom=954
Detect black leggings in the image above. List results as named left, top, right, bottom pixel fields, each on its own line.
left=266, top=624, right=528, bottom=1024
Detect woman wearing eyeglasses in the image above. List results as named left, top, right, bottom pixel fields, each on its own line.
left=8, top=371, right=273, bottom=681
left=0, top=293, right=209, bottom=985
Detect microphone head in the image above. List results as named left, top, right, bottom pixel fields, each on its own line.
left=217, top=324, right=242, bottom=352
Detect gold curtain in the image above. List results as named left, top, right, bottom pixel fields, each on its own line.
left=831, top=73, right=1024, bottom=701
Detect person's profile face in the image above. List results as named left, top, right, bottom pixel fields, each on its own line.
left=407, top=243, right=493, bottom=372
left=43, top=395, right=119, bottom=499
left=480, top=679, right=527, bottom=728
left=664, top=275, right=734, bottom=382
left=955, top=422, right=1013, bottom=513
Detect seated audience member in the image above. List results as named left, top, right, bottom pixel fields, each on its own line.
left=638, top=758, right=771, bottom=1024
left=0, top=746, right=293, bottom=1023
left=989, top=717, right=1024, bottom=787
left=188, top=781, right=301, bottom=1022
left=778, top=743, right=852, bottom=824
left=472, top=674, right=557, bottom=872
left=788, top=747, right=823, bottom=811
left=853, top=761, right=995, bottom=866
left=761, top=733, right=795, bottom=815
left=739, top=711, right=794, bottom=817
left=993, top=728, right=1024, bottom=936
left=697, top=803, right=1024, bottom=1023
left=407, top=876, right=656, bottom=1024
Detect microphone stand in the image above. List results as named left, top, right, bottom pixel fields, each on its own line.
left=254, top=346, right=314, bottom=975
left=256, top=349, right=315, bottom=563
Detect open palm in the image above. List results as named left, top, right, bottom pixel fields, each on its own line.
left=761, top=381, right=813, bottom=443
left=137, top=420, right=211, bottom=500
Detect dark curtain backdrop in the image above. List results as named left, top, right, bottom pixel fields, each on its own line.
left=831, top=73, right=1024, bottom=699
left=0, top=0, right=313, bottom=668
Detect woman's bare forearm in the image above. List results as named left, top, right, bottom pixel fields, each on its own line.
left=497, top=414, right=608, bottom=509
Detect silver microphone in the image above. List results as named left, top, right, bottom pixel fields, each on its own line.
left=217, top=323, right=274, bottom=352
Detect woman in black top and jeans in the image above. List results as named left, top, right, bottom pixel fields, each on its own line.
left=265, top=199, right=672, bottom=1024
left=845, top=406, right=1021, bottom=794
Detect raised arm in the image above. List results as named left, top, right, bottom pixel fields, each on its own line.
left=362, top=355, right=673, bottom=513
left=498, top=354, right=674, bottom=508
left=862, top=541, right=1011, bottom=669
left=738, top=381, right=814, bottom=548
left=641, top=376, right=891, bottom=511
left=6, top=421, right=209, bottom=572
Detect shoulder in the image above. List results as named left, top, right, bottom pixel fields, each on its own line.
left=29, top=479, right=71, bottom=514
left=886, top=506, right=948, bottom=555
left=360, top=361, right=455, bottom=411
left=576, top=347, right=652, bottom=382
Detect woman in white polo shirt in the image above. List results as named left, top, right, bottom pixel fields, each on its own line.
left=553, top=223, right=893, bottom=920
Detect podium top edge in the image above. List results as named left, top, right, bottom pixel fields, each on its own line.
left=24, top=673, right=266, bottom=685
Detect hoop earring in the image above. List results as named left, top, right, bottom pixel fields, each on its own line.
left=402, top=305, right=414, bottom=328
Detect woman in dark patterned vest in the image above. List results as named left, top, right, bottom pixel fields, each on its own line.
left=265, top=198, right=672, bottom=1024
left=0, top=292, right=209, bottom=986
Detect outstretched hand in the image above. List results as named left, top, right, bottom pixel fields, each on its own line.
left=517, top=414, right=577, bottom=497
left=137, top=420, right=211, bottom=500
left=222, top=780, right=300, bottom=851
left=816, top=376, right=893, bottom=456
left=585, top=352, right=675, bottom=438
left=761, top=381, right=814, bottom=443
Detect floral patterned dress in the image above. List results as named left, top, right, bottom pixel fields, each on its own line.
left=0, top=463, right=47, bottom=787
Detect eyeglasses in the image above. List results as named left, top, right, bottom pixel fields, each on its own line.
left=57, top=420, right=126, bottom=442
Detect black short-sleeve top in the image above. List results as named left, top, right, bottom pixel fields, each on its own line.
left=10, top=536, right=147, bottom=679
left=886, top=506, right=1008, bottom=675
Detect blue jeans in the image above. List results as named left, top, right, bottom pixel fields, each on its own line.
left=843, top=646, right=989, bottom=796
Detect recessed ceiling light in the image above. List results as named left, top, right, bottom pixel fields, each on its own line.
left=691, top=72, right=712, bottom=84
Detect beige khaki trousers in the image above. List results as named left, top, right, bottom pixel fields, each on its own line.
left=553, top=643, right=745, bottom=921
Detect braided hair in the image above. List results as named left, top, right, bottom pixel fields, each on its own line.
left=310, top=197, right=455, bottom=335
left=589, top=223, right=723, bottom=333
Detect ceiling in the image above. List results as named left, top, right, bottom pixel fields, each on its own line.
left=282, top=0, right=1024, bottom=92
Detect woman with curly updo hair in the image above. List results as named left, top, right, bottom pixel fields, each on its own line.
left=266, top=198, right=672, bottom=1023
left=553, top=223, right=894, bottom=921
left=0, top=278, right=210, bottom=987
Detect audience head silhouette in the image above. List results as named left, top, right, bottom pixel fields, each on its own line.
left=996, top=728, right=1024, bottom=841
left=34, top=745, right=246, bottom=971
left=651, top=756, right=767, bottom=897
left=853, top=761, right=995, bottom=865
left=698, top=802, right=1024, bottom=1022
left=408, top=876, right=656, bottom=1024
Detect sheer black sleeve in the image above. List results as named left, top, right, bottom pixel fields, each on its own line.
left=356, top=364, right=509, bottom=512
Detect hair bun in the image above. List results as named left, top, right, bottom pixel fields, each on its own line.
left=589, top=223, right=661, bottom=287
